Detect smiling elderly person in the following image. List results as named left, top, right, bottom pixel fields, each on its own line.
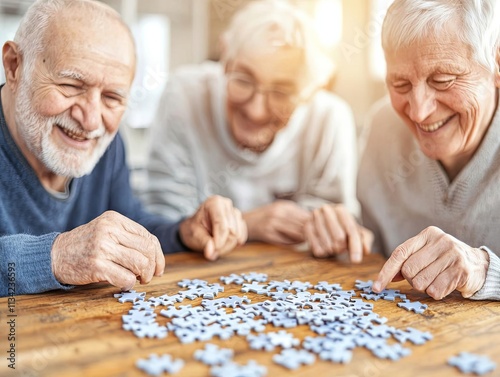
left=143, top=0, right=371, bottom=258
left=0, top=0, right=246, bottom=297
left=357, top=0, right=500, bottom=300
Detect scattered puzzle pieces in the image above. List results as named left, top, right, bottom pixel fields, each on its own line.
left=355, top=280, right=407, bottom=302
left=319, top=346, right=353, bottom=364
left=315, top=281, right=342, bottom=292
left=132, top=323, right=168, bottom=339
left=194, top=343, right=234, bottom=366
left=393, top=327, right=433, bottom=345
left=371, top=343, right=412, bottom=361
left=355, top=280, right=374, bottom=291
left=273, top=348, right=315, bottom=369
left=210, top=360, right=267, bottom=377
left=220, top=274, right=245, bottom=285
left=247, top=333, right=275, bottom=351
left=241, top=282, right=269, bottom=294
left=267, top=330, right=300, bottom=349
left=113, top=272, right=437, bottom=374
left=136, top=354, right=184, bottom=376
left=448, top=352, right=497, bottom=375
left=241, top=272, right=268, bottom=283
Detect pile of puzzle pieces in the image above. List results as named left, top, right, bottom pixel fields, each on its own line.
left=113, top=273, right=495, bottom=376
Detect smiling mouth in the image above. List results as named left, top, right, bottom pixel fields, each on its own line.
left=416, top=115, right=455, bottom=133
left=57, top=124, right=89, bottom=142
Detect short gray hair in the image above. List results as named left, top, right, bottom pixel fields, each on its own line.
left=220, top=0, right=335, bottom=92
left=14, top=0, right=132, bottom=74
left=382, top=0, right=500, bottom=72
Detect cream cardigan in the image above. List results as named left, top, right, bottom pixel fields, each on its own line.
left=143, top=61, right=359, bottom=220
left=358, top=96, right=500, bottom=300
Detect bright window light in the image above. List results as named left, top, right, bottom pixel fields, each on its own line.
left=124, top=14, right=170, bottom=128
left=369, top=0, right=394, bottom=80
left=315, top=0, right=343, bottom=48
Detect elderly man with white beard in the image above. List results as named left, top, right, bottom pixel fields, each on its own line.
left=0, top=0, right=247, bottom=297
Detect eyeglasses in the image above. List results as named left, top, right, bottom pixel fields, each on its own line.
left=226, top=71, right=301, bottom=118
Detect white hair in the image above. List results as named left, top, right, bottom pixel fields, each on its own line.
left=220, top=0, right=335, bottom=91
left=14, top=0, right=132, bottom=76
left=382, top=0, right=500, bottom=72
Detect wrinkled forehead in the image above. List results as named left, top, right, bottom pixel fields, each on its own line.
left=232, top=44, right=307, bottom=88
left=384, top=31, right=474, bottom=66
left=43, top=6, right=135, bottom=69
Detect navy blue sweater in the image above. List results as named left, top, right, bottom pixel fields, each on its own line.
left=0, top=90, right=185, bottom=296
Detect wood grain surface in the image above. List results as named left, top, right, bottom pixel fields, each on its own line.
left=1, top=243, right=498, bottom=377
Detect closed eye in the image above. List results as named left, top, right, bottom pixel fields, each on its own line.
left=430, top=74, right=456, bottom=90
left=431, top=79, right=455, bottom=90
left=102, top=94, right=125, bottom=108
left=60, top=83, right=83, bottom=96
left=391, top=81, right=411, bottom=94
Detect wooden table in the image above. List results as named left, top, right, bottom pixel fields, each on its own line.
left=1, top=243, right=498, bottom=377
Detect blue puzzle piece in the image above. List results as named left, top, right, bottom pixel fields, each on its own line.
left=397, top=299, right=428, bottom=314
left=448, top=352, right=497, bottom=375
left=273, top=348, right=315, bottom=370
left=194, top=343, right=233, bottom=366
left=211, top=360, right=267, bottom=377
left=136, top=354, right=184, bottom=376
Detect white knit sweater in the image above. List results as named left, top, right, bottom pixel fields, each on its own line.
left=358, top=96, right=500, bottom=301
left=143, top=61, right=359, bottom=219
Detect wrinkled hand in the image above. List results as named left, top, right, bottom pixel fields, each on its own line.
left=51, top=211, right=165, bottom=290
left=372, top=226, right=489, bottom=300
left=304, top=204, right=373, bottom=263
left=179, top=195, right=247, bottom=261
left=243, top=200, right=312, bottom=245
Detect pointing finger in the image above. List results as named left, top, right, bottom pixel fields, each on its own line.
left=372, top=232, right=429, bottom=292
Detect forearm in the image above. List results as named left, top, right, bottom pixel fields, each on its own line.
left=0, top=233, right=73, bottom=297
left=469, top=246, right=500, bottom=301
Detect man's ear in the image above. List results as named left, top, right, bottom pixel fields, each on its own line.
left=494, top=46, right=500, bottom=88
left=2, top=41, right=22, bottom=92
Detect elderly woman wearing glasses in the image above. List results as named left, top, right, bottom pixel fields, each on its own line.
left=355, top=0, right=500, bottom=301
left=143, top=0, right=370, bottom=259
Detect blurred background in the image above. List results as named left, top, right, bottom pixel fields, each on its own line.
left=0, top=0, right=393, bottom=187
